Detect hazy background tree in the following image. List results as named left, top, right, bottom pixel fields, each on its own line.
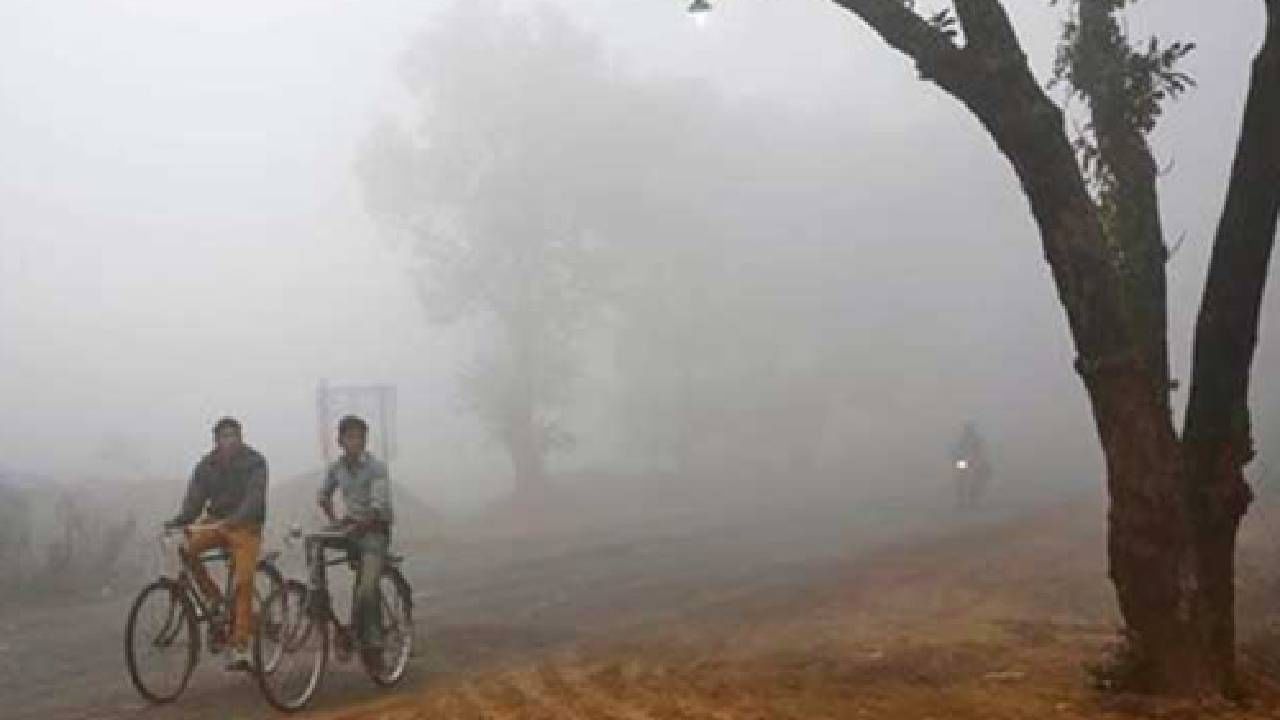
left=360, top=4, right=621, bottom=498
left=360, top=0, right=1066, bottom=508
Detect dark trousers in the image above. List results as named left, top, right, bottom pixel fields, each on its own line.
left=350, top=527, right=389, bottom=650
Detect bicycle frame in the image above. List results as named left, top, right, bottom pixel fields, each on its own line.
left=303, top=529, right=411, bottom=662
left=127, top=524, right=292, bottom=707
left=303, top=533, right=362, bottom=648
left=160, top=529, right=242, bottom=644
left=250, top=526, right=412, bottom=710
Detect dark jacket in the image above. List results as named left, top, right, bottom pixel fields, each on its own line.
left=172, top=445, right=268, bottom=526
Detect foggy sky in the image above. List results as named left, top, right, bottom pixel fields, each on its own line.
left=0, top=0, right=1274, bottom=508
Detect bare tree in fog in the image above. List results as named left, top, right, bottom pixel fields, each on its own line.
left=360, top=4, right=617, bottom=498
left=362, top=2, right=934, bottom=504
left=822, top=0, right=1278, bottom=696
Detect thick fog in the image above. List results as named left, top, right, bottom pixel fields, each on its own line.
left=0, top=0, right=1275, bottom=521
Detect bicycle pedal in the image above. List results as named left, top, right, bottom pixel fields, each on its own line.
left=335, top=636, right=354, bottom=663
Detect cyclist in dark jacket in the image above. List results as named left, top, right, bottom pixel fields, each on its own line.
left=165, top=417, right=268, bottom=671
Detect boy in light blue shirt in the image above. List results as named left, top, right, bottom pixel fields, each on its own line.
left=317, top=415, right=393, bottom=670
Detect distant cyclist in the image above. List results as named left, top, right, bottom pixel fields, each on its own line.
left=950, top=420, right=991, bottom=509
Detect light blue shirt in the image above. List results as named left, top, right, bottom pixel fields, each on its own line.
left=319, top=452, right=393, bottom=523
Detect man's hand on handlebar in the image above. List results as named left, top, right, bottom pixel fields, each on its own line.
left=162, top=519, right=228, bottom=536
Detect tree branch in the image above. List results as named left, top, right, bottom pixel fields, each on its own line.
left=828, top=0, right=1136, bottom=375
left=1074, top=0, right=1173, bottom=398
left=953, top=0, right=1022, bottom=56
left=828, top=0, right=961, bottom=80
left=1183, top=0, right=1280, bottom=465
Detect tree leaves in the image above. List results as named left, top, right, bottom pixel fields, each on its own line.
left=1049, top=1, right=1196, bottom=197
left=927, top=8, right=960, bottom=40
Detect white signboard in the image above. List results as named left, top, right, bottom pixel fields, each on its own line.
left=315, top=380, right=397, bottom=463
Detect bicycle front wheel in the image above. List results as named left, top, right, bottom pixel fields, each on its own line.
left=253, top=561, right=286, bottom=673
left=254, top=580, right=328, bottom=712
left=124, top=579, right=198, bottom=703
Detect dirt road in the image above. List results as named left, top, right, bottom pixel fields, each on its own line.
left=4, top=490, right=994, bottom=720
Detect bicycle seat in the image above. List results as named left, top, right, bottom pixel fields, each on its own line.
left=198, top=548, right=230, bottom=563
left=307, top=529, right=352, bottom=543
left=385, top=552, right=403, bottom=565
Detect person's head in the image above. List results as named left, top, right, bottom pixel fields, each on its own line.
left=212, top=417, right=243, bottom=457
left=337, top=415, right=369, bottom=459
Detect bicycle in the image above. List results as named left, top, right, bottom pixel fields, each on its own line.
left=254, top=524, right=413, bottom=712
left=123, top=523, right=285, bottom=704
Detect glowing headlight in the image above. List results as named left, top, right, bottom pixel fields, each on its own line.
left=955, top=459, right=969, bottom=470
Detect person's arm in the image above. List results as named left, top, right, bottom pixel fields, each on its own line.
left=166, top=464, right=207, bottom=528
left=226, top=454, right=267, bottom=526
left=317, top=465, right=339, bottom=524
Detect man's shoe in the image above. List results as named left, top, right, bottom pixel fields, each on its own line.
left=225, top=647, right=253, bottom=673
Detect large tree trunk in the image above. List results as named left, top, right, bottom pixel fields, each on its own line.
left=1088, top=369, right=1204, bottom=690
left=1182, top=1, right=1280, bottom=692
left=1070, top=0, right=1210, bottom=689
left=829, top=0, right=1277, bottom=694
left=827, top=0, right=1213, bottom=692
left=939, top=6, right=1208, bottom=691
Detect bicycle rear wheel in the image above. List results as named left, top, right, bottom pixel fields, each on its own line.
left=254, top=580, right=328, bottom=712
left=125, top=579, right=198, bottom=703
left=365, top=567, right=413, bottom=687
